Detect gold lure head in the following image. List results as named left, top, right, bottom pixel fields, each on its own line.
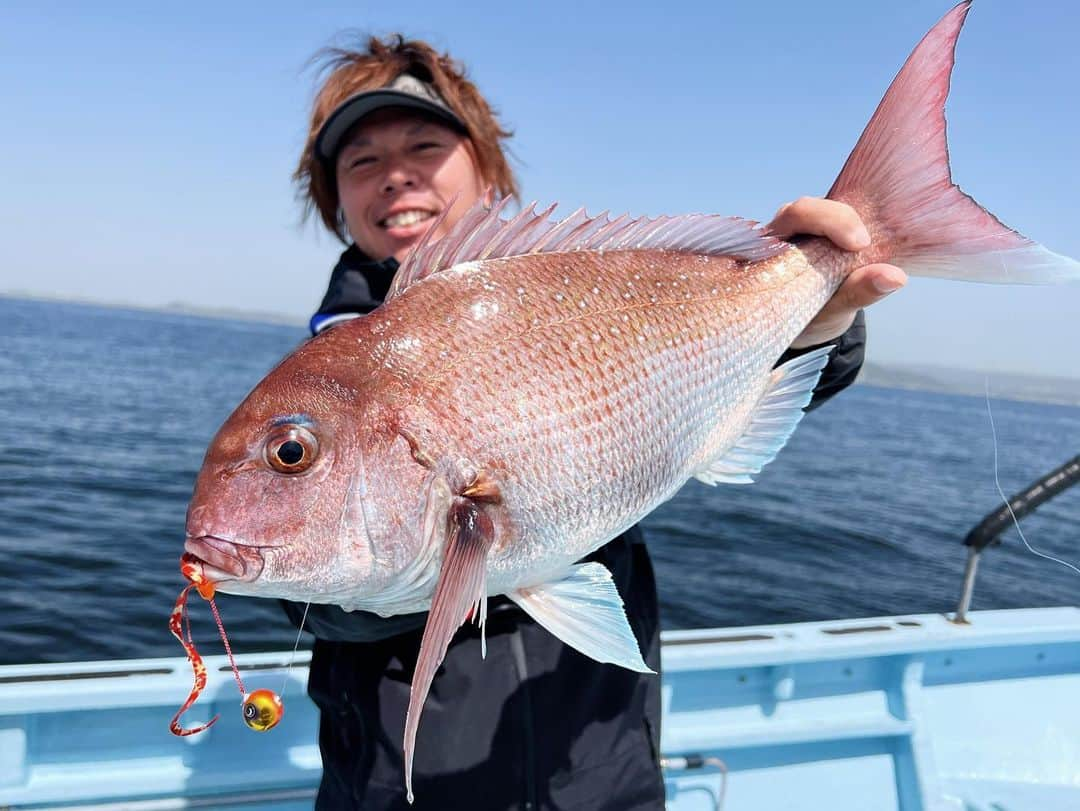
left=241, top=689, right=284, bottom=732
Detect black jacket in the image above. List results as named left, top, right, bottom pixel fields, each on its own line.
left=283, top=246, right=866, bottom=810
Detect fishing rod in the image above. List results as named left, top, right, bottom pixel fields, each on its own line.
left=953, top=453, right=1080, bottom=623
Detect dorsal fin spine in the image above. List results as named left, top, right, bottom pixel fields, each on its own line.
left=594, top=214, right=635, bottom=249
left=508, top=202, right=559, bottom=256
left=531, top=208, right=588, bottom=254
left=558, top=211, right=612, bottom=252
left=481, top=202, right=536, bottom=260
left=445, top=205, right=498, bottom=268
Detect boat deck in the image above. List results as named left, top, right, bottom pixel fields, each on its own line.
left=2, top=607, right=1078, bottom=810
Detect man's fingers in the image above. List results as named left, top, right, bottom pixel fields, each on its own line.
left=768, top=197, right=870, bottom=252
left=789, top=263, right=906, bottom=348
left=772, top=195, right=905, bottom=348
left=840, top=263, right=907, bottom=309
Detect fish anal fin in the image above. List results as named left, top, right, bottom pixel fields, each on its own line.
left=403, top=497, right=494, bottom=802
left=695, top=345, right=833, bottom=486
left=509, top=562, right=653, bottom=674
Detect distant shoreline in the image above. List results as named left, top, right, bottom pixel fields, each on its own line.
left=1, top=290, right=306, bottom=328
left=6, top=291, right=1079, bottom=407
left=857, top=363, right=1080, bottom=408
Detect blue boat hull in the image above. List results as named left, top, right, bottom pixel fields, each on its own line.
left=2, top=607, right=1078, bottom=810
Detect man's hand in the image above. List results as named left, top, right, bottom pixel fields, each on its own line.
left=768, top=197, right=906, bottom=349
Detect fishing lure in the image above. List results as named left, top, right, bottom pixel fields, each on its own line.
left=169, top=555, right=284, bottom=735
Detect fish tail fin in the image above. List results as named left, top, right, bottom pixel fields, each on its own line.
left=828, top=0, right=1080, bottom=284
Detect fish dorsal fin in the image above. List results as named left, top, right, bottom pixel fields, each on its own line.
left=386, top=197, right=787, bottom=301
left=695, top=345, right=834, bottom=486
left=508, top=562, right=653, bottom=674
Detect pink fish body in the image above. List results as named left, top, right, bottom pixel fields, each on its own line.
left=351, top=230, right=837, bottom=598
left=186, top=217, right=832, bottom=606
left=182, top=3, right=1078, bottom=800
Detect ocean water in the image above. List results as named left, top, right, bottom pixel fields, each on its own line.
left=1, top=295, right=1077, bottom=665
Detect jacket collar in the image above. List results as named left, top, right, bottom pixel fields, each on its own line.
left=309, top=246, right=398, bottom=334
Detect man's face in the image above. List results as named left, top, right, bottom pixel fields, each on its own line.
left=335, top=109, right=485, bottom=263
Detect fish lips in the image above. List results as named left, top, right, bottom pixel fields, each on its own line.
left=183, top=535, right=266, bottom=583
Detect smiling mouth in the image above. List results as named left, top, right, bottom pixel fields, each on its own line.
left=379, top=209, right=435, bottom=229
left=183, top=536, right=266, bottom=582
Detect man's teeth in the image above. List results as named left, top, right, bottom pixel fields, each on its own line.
left=383, top=210, right=433, bottom=228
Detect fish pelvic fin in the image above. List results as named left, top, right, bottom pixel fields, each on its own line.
left=509, top=562, right=653, bottom=674
left=828, top=1, right=1080, bottom=284
left=386, top=198, right=788, bottom=301
left=695, top=346, right=833, bottom=486
left=403, top=496, right=495, bottom=803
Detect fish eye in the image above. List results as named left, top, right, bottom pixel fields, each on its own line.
left=264, top=425, right=319, bottom=474
left=278, top=441, right=304, bottom=465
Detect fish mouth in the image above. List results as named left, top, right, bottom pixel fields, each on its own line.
left=183, top=535, right=267, bottom=583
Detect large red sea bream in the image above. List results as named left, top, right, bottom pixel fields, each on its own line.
left=181, top=2, right=1078, bottom=800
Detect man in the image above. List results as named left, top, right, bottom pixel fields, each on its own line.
left=284, top=35, right=903, bottom=810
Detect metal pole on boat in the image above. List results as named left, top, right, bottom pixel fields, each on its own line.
left=951, top=453, right=1080, bottom=625
left=953, top=546, right=980, bottom=624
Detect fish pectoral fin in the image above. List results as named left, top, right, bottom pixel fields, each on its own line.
left=508, top=562, right=653, bottom=674
left=695, top=345, right=834, bottom=486
left=404, top=497, right=495, bottom=803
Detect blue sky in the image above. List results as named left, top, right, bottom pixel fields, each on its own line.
left=3, top=1, right=1078, bottom=378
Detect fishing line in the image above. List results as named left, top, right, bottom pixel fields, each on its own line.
left=984, top=378, right=1080, bottom=576
left=209, top=596, right=246, bottom=696
left=280, top=601, right=311, bottom=698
